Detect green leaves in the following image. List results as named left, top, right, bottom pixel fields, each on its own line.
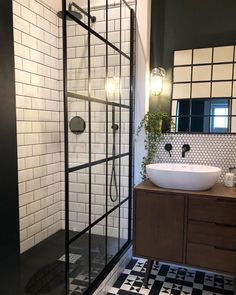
left=136, top=111, right=172, bottom=180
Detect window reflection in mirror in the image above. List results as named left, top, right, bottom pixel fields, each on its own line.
left=174, top=98, right=230, bottom=133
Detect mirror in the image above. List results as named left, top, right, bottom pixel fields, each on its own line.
left=171, top=45, right=236, bottom=134
left=173, top=98, right=230, bottom=133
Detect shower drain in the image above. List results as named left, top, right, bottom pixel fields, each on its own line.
left=58, top=253, right=82, bottom=264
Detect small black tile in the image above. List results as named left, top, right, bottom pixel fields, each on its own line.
left=165, top=277, right=193, bottom=288
left=158, top=264, right=170, bottom=276
left=149, top=280, right=163, bottom=295
left=130, top=270, right=145, bottom=277
left=204, top=285, right=234, bottom=295
left=171, top=289, right=181, bottom=295
left=126, top=259, right=138, bottom=269
left=113, top=273, right=128, bottom=288
left=194, top=271, right=205, bottom=284
left=191, top=288, right=203, bottom=295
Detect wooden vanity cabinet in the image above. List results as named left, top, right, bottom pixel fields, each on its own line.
left=134, top=181, right=236, bottom=275
left=134, top=190, right=185, bottom=263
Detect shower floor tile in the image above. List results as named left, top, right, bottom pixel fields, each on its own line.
left=107, top=258, right=235, bottom=295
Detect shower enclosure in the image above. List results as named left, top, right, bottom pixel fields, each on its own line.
left=62, top=0, right=135, bottom=293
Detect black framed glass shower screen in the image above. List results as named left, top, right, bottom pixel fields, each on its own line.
left=62, top=0, right=134, bottom=294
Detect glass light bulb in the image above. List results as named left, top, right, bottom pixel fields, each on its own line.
left=150, top=67, right=166, bottom=96
left=106, top=76, right=119, bottom=96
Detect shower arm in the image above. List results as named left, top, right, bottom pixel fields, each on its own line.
left=69, top=2, right=96, bottom=23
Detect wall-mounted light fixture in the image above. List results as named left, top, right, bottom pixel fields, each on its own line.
left=150, top=67, right=166, bottom=96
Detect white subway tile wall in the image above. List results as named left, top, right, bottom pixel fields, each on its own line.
left=13, top=0, right=63, bottom=253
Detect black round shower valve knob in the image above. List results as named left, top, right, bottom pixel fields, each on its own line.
left=111, top=124, right=119, bottom=131
left=69, top=116, right=86, bottom=134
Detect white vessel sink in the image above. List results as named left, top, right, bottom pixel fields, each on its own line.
left=146, top=163, right=221, bottom=191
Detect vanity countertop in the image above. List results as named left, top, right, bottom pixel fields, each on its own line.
left=135, top=180, right=236, bottom=199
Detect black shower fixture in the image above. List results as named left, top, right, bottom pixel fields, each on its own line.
left=110, top=106, right=119, bottom=203
left=69, top=116, right=86, bottom=134
left=57, top=2, right=96, bottom=23
left=164, top=143, right=172, bottom=157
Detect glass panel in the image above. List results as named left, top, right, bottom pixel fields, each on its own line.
left=107, top=46, right=120, bottom=103
left=90, top=0, right=106, bottom=36
left=120, top=200, right=129, bottom=248
left=121, top=56, right=130, bottom=106
left=69, top=232, right=89, bottom=294
left=107, top=208, right=119, bottom=262
left=107, top=159, right=120, bottom=210
left=171, top=117, right=177, bottom=132
left=91, top=220, right=106, bottom=282
left=68, top=96, right=89, bottom=167
left=108, top=105, right=119, bottom=157
left=121, top=107, right=129, bottom=154
left=231, top=99, right=236, bottom=115
left=176, top=116, right=190, bottom=132
left=67, top=19, right=88, bottom=95
left=177, top=99, right=190, bottom=116
left=121, top=1, right=130, bottom=56
left=120, top=156, right=129, bottom=202
left=210, top=116, right=229, bottom=133
left=108, top=0, right=121, bottom=48
left=91, top=102, right=106, bottom=161
left=231, top=116, right=236, bottom=132
left=175, top=99, right=230, bottom=133
left=91, top=163, right=106, bottom=223
left=66, top=0, right=88, bottom=26
left=190, top=116, right=206, bottom=132
left=176, top=100, right=190, bottom=132
left=69, top=168, right=89, bottom=239
left=91, top=34, right=106, bottom=101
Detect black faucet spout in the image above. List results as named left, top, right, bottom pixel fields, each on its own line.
left=182, top=144, right=190, bottom=158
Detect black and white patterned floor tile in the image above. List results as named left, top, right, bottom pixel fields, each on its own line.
left=69, top=252, right=113, bottom=295
left=107, top=258, right=235, bottom=295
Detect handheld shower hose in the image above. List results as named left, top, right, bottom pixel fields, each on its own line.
left=110, top=107, right=119, bottom=202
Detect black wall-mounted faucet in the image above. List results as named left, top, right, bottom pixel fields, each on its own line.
left=165, top=143, right=172, bottom=157
left=182, top=144, right=190, bottom=158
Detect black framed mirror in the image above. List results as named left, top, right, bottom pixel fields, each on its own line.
left=170, top=45, right=236, bottom=134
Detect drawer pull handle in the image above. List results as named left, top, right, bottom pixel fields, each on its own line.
left=214, top=246, right=236, bottom=252
left=214, top=222, right=236, bottom=228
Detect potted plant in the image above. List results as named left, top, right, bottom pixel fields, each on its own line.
left=136, top=111, right=172, bottom=180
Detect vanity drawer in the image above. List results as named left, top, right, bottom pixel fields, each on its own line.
left=188, top=220, right=236, bottom=249
left=187, top=243, right=236, bottom=274
left=188, top=196, right=236, bottom=225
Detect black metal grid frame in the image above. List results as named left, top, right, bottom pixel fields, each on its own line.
left=172, top=97, right=231, bottom=133
left=62, top=1, right=135, bottom=294
left=170, top=44, right=236, bottom=134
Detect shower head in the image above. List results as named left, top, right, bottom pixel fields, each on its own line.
left=57, top=10, right=83, bottom=21
left=57, top=2, right=96, bottom=23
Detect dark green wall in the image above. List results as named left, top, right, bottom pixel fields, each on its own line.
left=0, top=0, right=21, bottom=294
left=150, top=0, right=236, bottom=113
